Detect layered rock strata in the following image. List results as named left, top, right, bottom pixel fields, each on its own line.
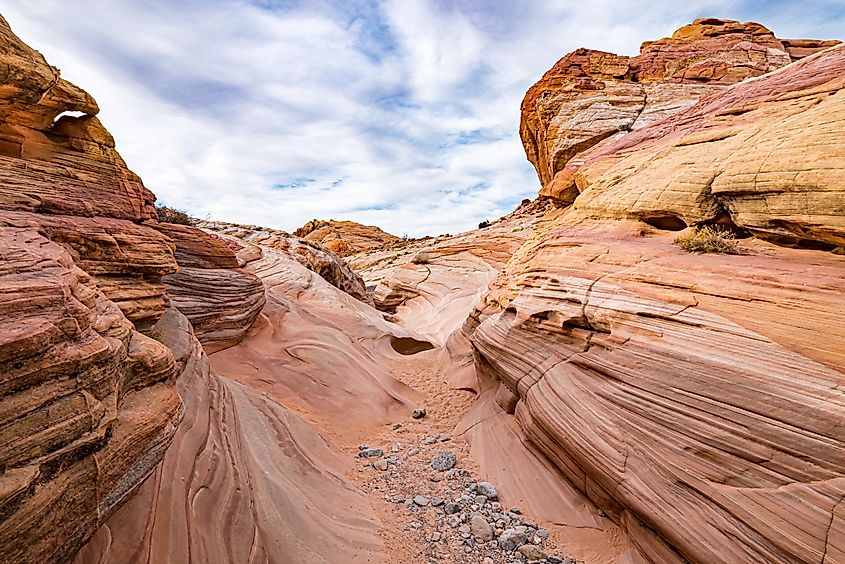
left=473, top=24, right=845, bottom=564
left=152, top=222, right=266, bottom=353
left=294, top=218, right=400, bottom=256
left=0, top=15, right=181, bottom=562
left=521, top=18, right=841, bottom=203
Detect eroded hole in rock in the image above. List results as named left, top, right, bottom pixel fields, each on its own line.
left=700, top=212, right=751, bottom=238
left=49, top=110, right=87, bottom=127
left=390, top=336, right=435, bottom=355
left=640, top=214, right=688, bottom=231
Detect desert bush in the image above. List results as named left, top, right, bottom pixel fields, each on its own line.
left=411, top=253, right=430, bottom=265
left=674, top=226, right=740, bottom=254
left=478, top=219, right=491, bottom=229
left=155, top=204, right=193, bottom=225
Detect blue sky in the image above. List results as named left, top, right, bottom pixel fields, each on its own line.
left=3, top=1, right=844, bottom=236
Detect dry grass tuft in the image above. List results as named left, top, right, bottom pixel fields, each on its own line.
left=674, top=226, right=741, bottom=254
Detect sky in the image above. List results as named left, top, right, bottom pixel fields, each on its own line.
left=3, top=1, right=844, bottom=236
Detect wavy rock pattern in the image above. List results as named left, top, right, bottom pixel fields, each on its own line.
left=573, top=44, right=845, bottom=249
left=153, top=223, right=266, bottom=352
left=521, top=18, right=840, bottom=201
left=0, top=16, right=181, bottom=563
left=75, top=309, right=384, bottom=564
left=0, top=225, right=180, bottom=564
left=200, top=220, right=372, bottom=304
left=210, top=242, right=421, bottom=440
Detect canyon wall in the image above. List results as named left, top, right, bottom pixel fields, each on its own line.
left=0, top=15, right=267, bottom=562
left=470, top=20, right=845, bottom=564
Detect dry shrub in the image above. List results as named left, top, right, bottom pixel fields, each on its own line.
left=674, top=226, right=740, bottom=254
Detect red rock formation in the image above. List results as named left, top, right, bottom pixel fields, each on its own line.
left=0, top=15, right=182, bottom=562
left=472, top=28, right=845, bottom=564
left=294, top=218, right=400, bottom=256
left=152, top=222, right=266, bottom=353
left=75, top=308, right=386, bottom=564
left=521, top=18, right=841, bottom=199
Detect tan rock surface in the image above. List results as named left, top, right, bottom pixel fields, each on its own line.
left=574, top=43, right=845, bottom=249
left=521, top=18, right=840, bottom=197
left=75, top=309, right=385, bottom=564
left=294, top=218, right=400, bottom=256
left=469, top=29, right=845, bottom=564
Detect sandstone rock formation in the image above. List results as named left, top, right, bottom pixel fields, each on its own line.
left=199, top=219, right=372, bottom=304
left=152, top=222, right=266, bottom=353
left=470, top=23, right=845, bottom=564
left=294, top=218, right=400, bottom=256
left=0, top=15, right=181, bottom=563
left=521, top=18, right=841, bottom=202
left=75, top=308, right=386, bottom=564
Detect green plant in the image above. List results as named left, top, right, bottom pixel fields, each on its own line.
left=674, top=226, right=740, bottom=254
left=478, top=219, right=491, bottom=229
left=411, top=253, right=430, bottom=265
left=155, top=204, right=192, bottom=225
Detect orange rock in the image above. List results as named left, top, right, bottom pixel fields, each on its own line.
left=521, top=18, right=840, bottom=190
left=294, top=218, right=400, bottom=256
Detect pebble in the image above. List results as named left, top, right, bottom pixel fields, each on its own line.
left=517, top=544, right=546, bottom=560
left=476, top=481, right=499, bottom=500
left=470, top=513, right=493, bottom=542
left=373, top=459, right=388, bottom=471
left=430, top=451, right=457, bottom=471
left=408, top=447, right=420, bottom=456
left=357, top=447, right=384, bottom=458
left=431, top=497, right=445, bottom=507
left=444, top=502, right=460, bottom=514
left=413, top=495, right=430, bottom=507
left=498, top=529, right=528, bottom=551
left=357, top=444, right=368, bottom=451
left=412, top=408, right=427, bottom=419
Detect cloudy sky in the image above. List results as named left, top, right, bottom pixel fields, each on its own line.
left=3, top=1, right=844, bottom=236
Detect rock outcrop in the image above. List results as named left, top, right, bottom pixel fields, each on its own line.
left=0, top=15, right=181, bottom=563
left=200, top=220, right=372, bottom=304
left=471, top=22, right=845, bottom=564
left=294, top=218, right=400, bottom=256
left=521, top=18, right=841, bottom=202
left=152, top=222, right=266, bottom=353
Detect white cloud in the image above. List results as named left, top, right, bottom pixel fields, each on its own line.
left=2, top=0, right=842, bottom=236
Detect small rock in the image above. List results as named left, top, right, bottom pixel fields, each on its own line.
left=430, top=451, right=457, bottom=471
left=431, top=497, right=445, bottom=507
left=440, top=435, right=450, bottom=442
left=510, top=506, right=521, bottom=514
left=444, top=502, right=460, bottom=514
left=476, top=482, right=499, bottom=500
left=413, top=495, right=430, bottom=506
left=499, top=528, right=528, bottom=551
left=357, top=444, right=368, bottom=451
left=517, top=544, right=546, bottom=560
left=470, top=513, right=493, bottom=542
left=483, top=558, right=494, bottom=564
left=536, top=528, right=549, bottom=539
left=412, top=408, right=427, bottom=419
left=392, top=423, right=402, bottom=430
left=546, top=556, right=565, bottom=564
left=408, top=447, right=420, bottom=456
left=357, top=448, right=384, bottom=458
left=431, top=531, right=441, bottom=541
left=373, top=459, right=388, bottom=471
left=474, top=495, right=488, bottom=505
